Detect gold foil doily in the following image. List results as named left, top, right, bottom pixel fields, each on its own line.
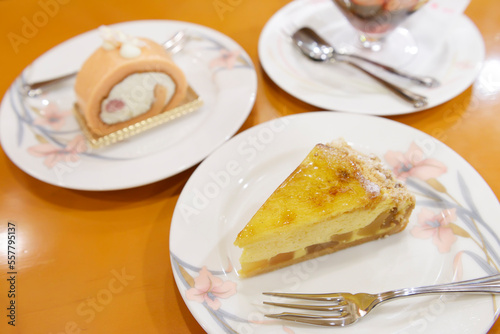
left=74, top=86, right=203, bottom=148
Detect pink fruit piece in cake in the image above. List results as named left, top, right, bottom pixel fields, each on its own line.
left=105, top=99, right=125, bottom=113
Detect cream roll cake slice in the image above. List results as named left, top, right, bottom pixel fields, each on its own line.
left=74, top=27, right=188, bottom=137
left=234, top=139, right=415, bottom=278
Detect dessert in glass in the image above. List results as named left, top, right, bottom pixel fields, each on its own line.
left=332, top=0, right=429, bottom=51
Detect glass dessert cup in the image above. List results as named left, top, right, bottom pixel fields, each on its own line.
left=332, top=0, right=429, bottom=52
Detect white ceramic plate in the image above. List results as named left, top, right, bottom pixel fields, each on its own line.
left=0, top=20, right=256, bottom=190
left=258, top=0, right=484, bottom=115
left=170, top=112, right=500, bottom=334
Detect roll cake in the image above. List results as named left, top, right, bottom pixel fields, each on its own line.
left=74, top=27, right=188, bottom=137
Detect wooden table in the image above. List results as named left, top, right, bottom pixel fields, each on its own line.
left=1, top=0, right=499, bottom=333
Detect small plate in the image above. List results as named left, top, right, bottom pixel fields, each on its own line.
left=0, top=20, right=256, bottom=190
left=258, top=0, right=484, bottom=115
left=171, top=112, right=500, bottom=333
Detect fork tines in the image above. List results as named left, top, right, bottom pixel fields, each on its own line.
left=265, top=312, right=351, bottom=327
left=263, top=292, right=351, bottom=326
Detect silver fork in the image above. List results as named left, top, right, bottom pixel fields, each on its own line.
left=263, top=274, right=500, bottom=327
left=22, top=30, right=188, bottom=98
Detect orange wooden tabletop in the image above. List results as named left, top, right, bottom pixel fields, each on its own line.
left=1, top=0, right=499, bottom=333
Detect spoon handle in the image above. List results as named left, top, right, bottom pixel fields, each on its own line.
left=344, top=60, right=428, bottom=108
left=22, top=72, right=77, bottom=97
left=345, top=54, right=440, bottom=88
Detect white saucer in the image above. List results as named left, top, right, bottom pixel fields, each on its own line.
left=0, top=20, right=257, bottom=190
left=258, top=0, right=484, bottom=115
left=170, top=112, right=500, bottom=334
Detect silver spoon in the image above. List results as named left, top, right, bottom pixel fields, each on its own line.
left=22, top=30, right=187, bottom=98
left=292, top=27, right=430, bottom=108
left=294, top=27, right=439, bottom=88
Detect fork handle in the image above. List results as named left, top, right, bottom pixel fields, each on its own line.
left=380, top=274, right=500, bottom=302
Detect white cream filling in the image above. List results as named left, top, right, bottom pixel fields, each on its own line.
left=100, top=72, right=176, bottom=125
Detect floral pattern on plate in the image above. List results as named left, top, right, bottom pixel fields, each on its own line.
left=386, top=142, right=500, bottom=278
left=170, top=116, right=500, bottom=334
left=13, top=31, right=252, bottom=167
left=171, top=157, right=500, bottom=332
left=1, top=20, right=256, bottom=190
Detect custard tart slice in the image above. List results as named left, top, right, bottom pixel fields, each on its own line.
left=234, top=139, right=415, bottom=278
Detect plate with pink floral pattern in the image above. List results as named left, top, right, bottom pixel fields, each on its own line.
left=170, top=111, right=500, bottom=334
left=0, top=20, right=256, bottom=190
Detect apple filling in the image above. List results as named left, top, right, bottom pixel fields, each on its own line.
left=239, top=208, right=406, bottom=277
